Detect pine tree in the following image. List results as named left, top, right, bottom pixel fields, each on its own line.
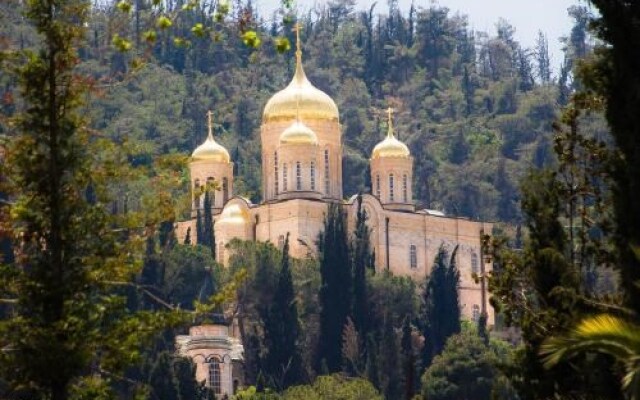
left=262, top=233, right=304, bottom=389
left=420, top=246, right=461, bottom=369
left=317, top=203, right=352, bottom=373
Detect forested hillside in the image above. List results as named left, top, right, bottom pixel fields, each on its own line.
left=1, top=0, right=602, bottom=223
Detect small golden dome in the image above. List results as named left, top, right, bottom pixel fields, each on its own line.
left=371, top=108, right=410, bottom=159
left=263, top=35, right=338, bottom=123
left=279, top=121, right=318, bottom=145
left=192, top=112, right=230, bottom=163
left=218, top=204, right=249, bottom=225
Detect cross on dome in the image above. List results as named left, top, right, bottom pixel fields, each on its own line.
left=387, top=107, right=394, bottom=137
left=207, top=110, right=214, bottom=139
left=293, top=22, right=303, bottom=61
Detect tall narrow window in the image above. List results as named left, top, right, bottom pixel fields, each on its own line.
left=274, top=151, right=279, bottom=195
left=376, top=174, right=380, bottom=198
left=310, top=161, right=316, bottom=191
left=324, top=149, right=330, bottom=195
left=402, top=174, right=408, bottom=203
left=218, top=242, right=225, bottom=263
left=296, top=161, right=302, bottom=190
left=283, top=163, right=288, bottom=191
left=410, top=245, right=417, bottom=269
left=472, top=304, right=480, bottom=322
left=389, top=173, right=395, bottom=202
left=278, top=235, right=285, bottom=249
left=471, top=252, right=479, bottom=275
left=208, top=360, right=222, bottom=394
left=223, top=177, right=229, bottom=203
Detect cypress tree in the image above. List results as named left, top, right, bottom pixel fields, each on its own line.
left=203, top=190, right=215, bottom=258
left=148, top=352, right=179, bottom=400
left=401, top=316, right=417, bottom=399
left=172, top=357, right=200, bottom=400
left=317, top=203, right=352, bottom=373
left=352, top=194, right=372, bottom=337
left=184, top=227, right=191, bottom=245
left=196, top=205, right=204, bottom=245
left=262, top=233, right=304, bottom=389
left=379, top=315, right=402, bottom=400
left=140, top=236, right=161, bottom=310
left=420, top=246, right=461, bottom=369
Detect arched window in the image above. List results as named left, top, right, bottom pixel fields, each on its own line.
left=310, top=161, right=316, bottom=191
left=410, top=244, right=417, bottom=269
left=472, top=304, right=480, bottom=322
left=208, top=359, right=222, bottom=394
left=376, top=174, right=380, bottom=198
left=403, top=174, right=408, bottom=203
left=389, top=173, right=395, bottom=202
left=296, top=161, right=302, bottom=190
left=324, top=149, right=330, bottom=195
left=471, top=252, right=479, bottom=275
left=274, top=151, right=279, bottom=195
left=223, top=177, right=229, bottom=203
left=283, top=163, right=288, bottom=191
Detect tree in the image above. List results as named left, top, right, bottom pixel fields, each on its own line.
left=148, top=352, right=179, bottom=400
left=583, top=0, right=640, bottom=315
left=202, top=190, right=215, bottom=258
left=420, top=328, right=505, bottom=400
left=351, top=194, right=372, bottom=337
left=283, top=374, right=383, bottom=400
left=262, top=233, right=305, bottom=390
left=0, top=0, right=175, bottom=397
left=317, top=203, right=352, bottom=373
left=420, top=246, right=461, bottom=368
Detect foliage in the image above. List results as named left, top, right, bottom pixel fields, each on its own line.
left=421, top=246, right=461, bottom=368
left=421, top=327, right=516, bottom=400
left=541, top=314, right=640, bottom=400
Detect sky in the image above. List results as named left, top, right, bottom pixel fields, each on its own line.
left=256, top=0, right=588, bottom=75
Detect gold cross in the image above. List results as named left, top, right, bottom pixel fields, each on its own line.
left=387, top=107, right=393, bottom=123
left=293, top=22, right=302, bottom=56
left=207, top=110, right=213, bottom=137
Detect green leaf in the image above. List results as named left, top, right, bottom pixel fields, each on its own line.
left=156, top=15, right=172, bottom=30
left=142, top=30, right=157, bottom=43
left=111, top=34, right=132, bottom=52
left=191, top=23, right=205, bottom=38
left=116, top=0, right=132, bottom=13
left=241, top=30, right=261, bottom=48
left=274, top=36, right=291, bottom=53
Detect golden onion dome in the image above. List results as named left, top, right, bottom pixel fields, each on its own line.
left=192, top=112, right=231, bottom=163
left=279, top=121, right=318, bottom=145
left=263, top=45, right=339, bottom=123
left=218, top=204, right=250, bottom=225
left=371, top=109, right=410, bottom=159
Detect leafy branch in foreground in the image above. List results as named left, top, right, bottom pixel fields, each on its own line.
left=540, top=314, right=640, bottom=400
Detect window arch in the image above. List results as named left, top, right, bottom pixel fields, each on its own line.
left=403, top=174, right=408, bottom=203
left=274, top=151, right=279, bottom=195
left=389, top=173, right=395, bottom=202
left=283, top=163, right=288, bottom=191
left=310, top=161, right=316, bottom=191
left=296, top=161, right=302, bottom=190
left=376, top=174, right=380, bottom=198
left=324, top=149, right=330, bottom=195
left=410, top=245, right=417, bottom=269
left=208, top=359, right=222, bottom=394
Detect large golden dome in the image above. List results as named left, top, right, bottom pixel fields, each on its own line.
left=192, top=112, right=231, bottom=163
left=371, top=110, right=410, bottom=159
left=279, top=121, right=318, bottom=145
left=263, top=53, right=339, bottom=123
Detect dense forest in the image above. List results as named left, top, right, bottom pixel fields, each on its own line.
left=3, top=0, right=640, bottom=400
left=1, top=0, right=603, bottom=222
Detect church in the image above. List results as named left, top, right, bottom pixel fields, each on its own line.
left=174, top=28, right=494, bottom=397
